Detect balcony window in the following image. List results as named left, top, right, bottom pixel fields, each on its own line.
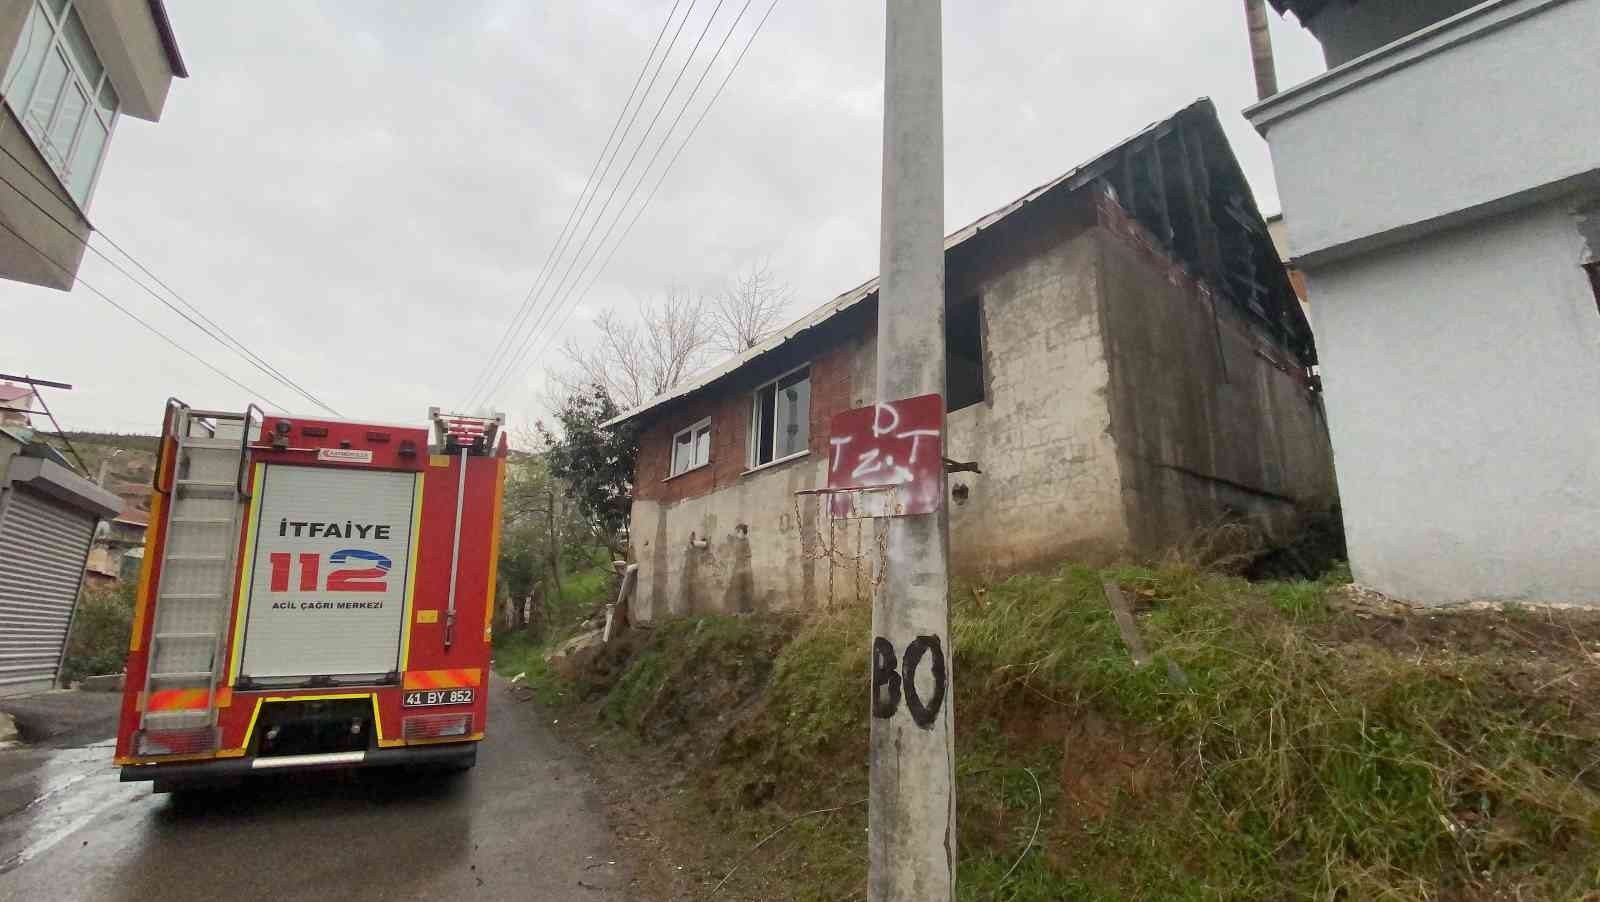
left=1, top=0, right=119, bottom=208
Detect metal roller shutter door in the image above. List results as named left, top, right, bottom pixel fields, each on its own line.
left=0, top=488, right=96, bottom=695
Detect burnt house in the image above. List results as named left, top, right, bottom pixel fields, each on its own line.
left=605, top=99, right=1337, bottom=620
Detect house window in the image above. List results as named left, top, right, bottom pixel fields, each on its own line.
left=946, top=296, right=985, bottom=412
left=749, top=366, right=810, bottom=468
left=670, top=417, right=712, bottom=477
left=1, top=0, right=119, bottom=207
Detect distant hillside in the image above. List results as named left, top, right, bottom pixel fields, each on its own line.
left=41, top=433, right=161, bottom=509
left=61, top=432, right=160, bottom=454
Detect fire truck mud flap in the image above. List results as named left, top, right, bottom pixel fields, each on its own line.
left=120, top=742, right=478, bottom=786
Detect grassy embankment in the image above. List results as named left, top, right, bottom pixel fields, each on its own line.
left=495, top=562, right=1600, bottom=901
left=491, top=551, right=616, bottom=703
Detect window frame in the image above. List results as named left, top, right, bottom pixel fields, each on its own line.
left=1, top=0, right=120, bottom=208
left=667, top=416, right=713, bottom=479
left=746, top=364, right=812, bottom=472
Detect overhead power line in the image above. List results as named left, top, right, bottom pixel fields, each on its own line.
left=92, top=232, right=341, bottom=415
left=468, top=0, right=732, bottom=410
left=474, top=0, right=756, bottom=407
left=0, top=214, right=287, bottom=409
left=489, top=0, right=739, bottom=392
left=460, top=0, right=697, bottom=410
left=480, top=0, right=781, bottom=406
left=0, top=133, right=339, bottom=415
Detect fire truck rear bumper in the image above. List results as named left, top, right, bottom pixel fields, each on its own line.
left=120, top=742, right=478, bottom=785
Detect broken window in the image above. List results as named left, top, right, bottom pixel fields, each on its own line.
left=946, top=296, right=985, bottom=412
left=749, top=366, right=810, bottom=468
left=670, top=417, right=712, bottom=477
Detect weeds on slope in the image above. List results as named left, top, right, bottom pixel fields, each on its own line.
left=520, top=562, right=1600, bottom=900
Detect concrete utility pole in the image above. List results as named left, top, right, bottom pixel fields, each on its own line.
left=870, top=1, right=954, bottom=899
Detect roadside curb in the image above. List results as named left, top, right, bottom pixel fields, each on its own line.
left=78, top=674, right=124, bottom=693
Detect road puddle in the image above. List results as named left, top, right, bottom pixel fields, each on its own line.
left=0, top=741, right=139, bottom=876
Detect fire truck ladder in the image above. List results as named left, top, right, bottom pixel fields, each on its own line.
left=428, top=408, right=503, bottom=651
left=134, top=401, right=263, bottom=757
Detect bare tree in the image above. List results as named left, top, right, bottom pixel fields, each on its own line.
left=710, top=260, right=793, bottom=354
left=557, top=289, right=712, bottom=410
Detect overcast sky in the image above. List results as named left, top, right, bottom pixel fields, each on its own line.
left=0, top=0, right=1323, bottom=436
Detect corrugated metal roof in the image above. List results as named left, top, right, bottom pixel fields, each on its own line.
left=603, top=100, right=1210, bottom=429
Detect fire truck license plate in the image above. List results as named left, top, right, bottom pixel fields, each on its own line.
left=402, top=688, right=475, bottom=707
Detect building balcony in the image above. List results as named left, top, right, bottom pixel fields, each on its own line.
left=1247, top=0, right=1600, bottom=267
left=0, top=0, right=185, bottom=290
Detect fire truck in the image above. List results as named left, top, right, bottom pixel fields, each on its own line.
left=114, top=401, right=507, bottom=791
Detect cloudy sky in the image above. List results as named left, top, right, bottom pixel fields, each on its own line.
left=0, top=0, right=1323, bottom=436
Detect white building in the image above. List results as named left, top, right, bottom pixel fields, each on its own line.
left=1246, top=0, right=1600, bottom=604
left=0, top=0, right=187, bottom=289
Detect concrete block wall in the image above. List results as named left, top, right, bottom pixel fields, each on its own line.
left=1095, top=193, right=1337, bottom=550
left=943, top=208, right=1128, bottom=575
left=625, top=192, right=1337, bottom=619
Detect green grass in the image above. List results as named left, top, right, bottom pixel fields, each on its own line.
left=492, top=548, right=619, bottom=704
left=519, top=562, right=1600, bottom=900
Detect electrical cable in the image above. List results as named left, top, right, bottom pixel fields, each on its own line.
left=460, top=0, right=697, bottom=409
left=482, top=0, right=781, bottom=406
left=93, top=231, right=340, bottom=415
left=479, top=0, right=772, bottom=406
left=0, top=213, right=287, bottom=409
left=0, top=140, right=337, bottom=414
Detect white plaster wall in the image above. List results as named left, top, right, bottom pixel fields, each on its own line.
left=1307, top=197, right=1600, bottom=604
left=1257, top=0, right=1600, bottom=260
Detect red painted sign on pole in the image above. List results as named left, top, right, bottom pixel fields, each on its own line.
left=824, top=393, right=944, bottom=518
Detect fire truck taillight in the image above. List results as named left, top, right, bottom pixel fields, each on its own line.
left=135, top=727, right=217, bottom=757
left=402, top=713, right=471, bottom=740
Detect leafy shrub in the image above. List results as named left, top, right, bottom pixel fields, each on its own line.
left=60, top=580, right=135, bottom=684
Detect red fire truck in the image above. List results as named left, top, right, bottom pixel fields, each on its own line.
left=114, top=401, right=506, bottom=791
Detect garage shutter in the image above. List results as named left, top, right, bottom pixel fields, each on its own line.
left=0, top=488, right=96, bottom=695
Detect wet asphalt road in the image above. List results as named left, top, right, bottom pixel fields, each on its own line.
left=0, top=676, right=626, bottom=902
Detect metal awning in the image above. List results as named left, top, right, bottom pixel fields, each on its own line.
left=6, top=456, right=121, bottom=520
